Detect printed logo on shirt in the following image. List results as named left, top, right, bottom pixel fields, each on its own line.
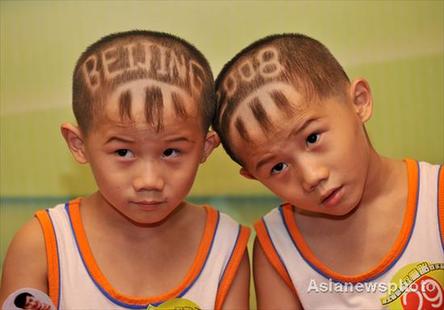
left=2, top=288, right=55, bottom=310
left=146, top=297, right=200, bottom=310
left=380, top=261, right=444, bottom=309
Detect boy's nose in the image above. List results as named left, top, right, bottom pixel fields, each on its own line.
left=300, top=163, right=329, bottom=192
left=132, top=162, right=165, bottom=192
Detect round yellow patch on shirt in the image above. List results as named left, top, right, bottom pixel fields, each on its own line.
left=380, top=261, right=444, bottom=309
left=146, top=298, right=200, bottom=310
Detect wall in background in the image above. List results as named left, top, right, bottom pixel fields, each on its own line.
left=1, top=1, right=443, bottom=199
left=1, top=2, right=442, bottom=307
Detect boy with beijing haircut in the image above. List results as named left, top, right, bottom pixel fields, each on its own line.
left=213, top=33, right=443, bottom=309
left=0, top=30, right=251, bottom=309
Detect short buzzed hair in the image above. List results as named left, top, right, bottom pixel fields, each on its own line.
left=213, top=33, right=350, bottom=165
left=73, top=30, right=215, bottom=133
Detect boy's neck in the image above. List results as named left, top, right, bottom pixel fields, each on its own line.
left=359, top=149, right=405, bottom=209
left=81, top=192, right=193, bottom=240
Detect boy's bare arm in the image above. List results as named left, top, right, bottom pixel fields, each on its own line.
left=253, top=238, right=302, bottom=310
left=0, top=218, right=47, bottom=304
left=221, top=252, right=250, bottom=309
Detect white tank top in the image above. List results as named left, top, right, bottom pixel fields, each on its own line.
left=36, top=199, right=250, bottom=310
left=255, top=159, right=444, bottom=309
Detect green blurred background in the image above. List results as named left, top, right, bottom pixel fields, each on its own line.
left=1, top=0, right=443, bottom=307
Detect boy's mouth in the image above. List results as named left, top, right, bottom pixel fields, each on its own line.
left=320, top=186, right=343, bottom=208
left=131, top=200, right=166, bottom=210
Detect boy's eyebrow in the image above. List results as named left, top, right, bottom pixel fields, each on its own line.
left=105, top=136, right=135, bottom=144
left=164, top=136, right=195, bottom=143
left=255, top=153, right=278, bottom=172
left=288, top=117, right=318, bottom=138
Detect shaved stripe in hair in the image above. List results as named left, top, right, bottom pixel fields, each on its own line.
left=249, top=97, right=272, bottom=132
left=171, top=91, right=188, bottom=119
left=145, top=86, right=164, bottom=131
left=72, top=31, right=216, bottom=134
left=234, top=117, right=250, bottom=142
left=270, top=90, right=295, bottom=117
left=119, top=90, right=132, bottom=120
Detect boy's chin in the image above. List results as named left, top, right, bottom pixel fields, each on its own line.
left=123, top=212, right=173, bottom=226
left=294, top=203, right=358, bottom=218
left=320, top=204, right=359, bottom=218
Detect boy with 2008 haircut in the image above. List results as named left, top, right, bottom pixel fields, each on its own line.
left=0, top=30, right=250, bottom=309
left=213, top=34, right=443, bottom=309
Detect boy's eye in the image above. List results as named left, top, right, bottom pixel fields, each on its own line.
left=163, top=148, right=179, bottom=158
left=271, top=162, right=288, bottom=175
left=306, top=133, right=320, bottom=145
left=115, top=149, right=134, bottom=158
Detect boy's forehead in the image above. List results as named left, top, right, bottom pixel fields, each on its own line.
left=109, top=79, right=192, bottom=107
left=229, top=81, right=307, bottom=142
left=216, top=44, right=310, bottom=142
left=103, top=79, right=198, bottom=124
left=81, top=38, right=205, bottom=100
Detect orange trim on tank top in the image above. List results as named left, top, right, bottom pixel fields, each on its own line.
left=282, top=158, right=419, bottom=283
left=67, top=199, right=218, bottom=306
left=438, top=165, right=444, bottom=244
left=254, top=220, right=296, bottom=292
left=214, top=226, right=251, bottom=310
left=35, top=210, right=60, bottom=308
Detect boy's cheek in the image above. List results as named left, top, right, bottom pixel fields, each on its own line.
left=265, top=181, right=296, bottom=203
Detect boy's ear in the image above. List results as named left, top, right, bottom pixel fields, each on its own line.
left=350, top=78, right=373, bottom=123
left=200, top=131, right=220, bottom=163
left=60, top=123, right=88, bottom=164
left=239, top=167, right=256, bottom=180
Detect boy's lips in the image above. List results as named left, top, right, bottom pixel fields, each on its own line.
left=131, top=200, right=166, bottom=210
left=320, top=186, right=343, bottom=208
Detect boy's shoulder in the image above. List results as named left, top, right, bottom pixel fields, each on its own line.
left=2, top=216, right=47, bottom=271
left=0, top=216, right=48, bottom=302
